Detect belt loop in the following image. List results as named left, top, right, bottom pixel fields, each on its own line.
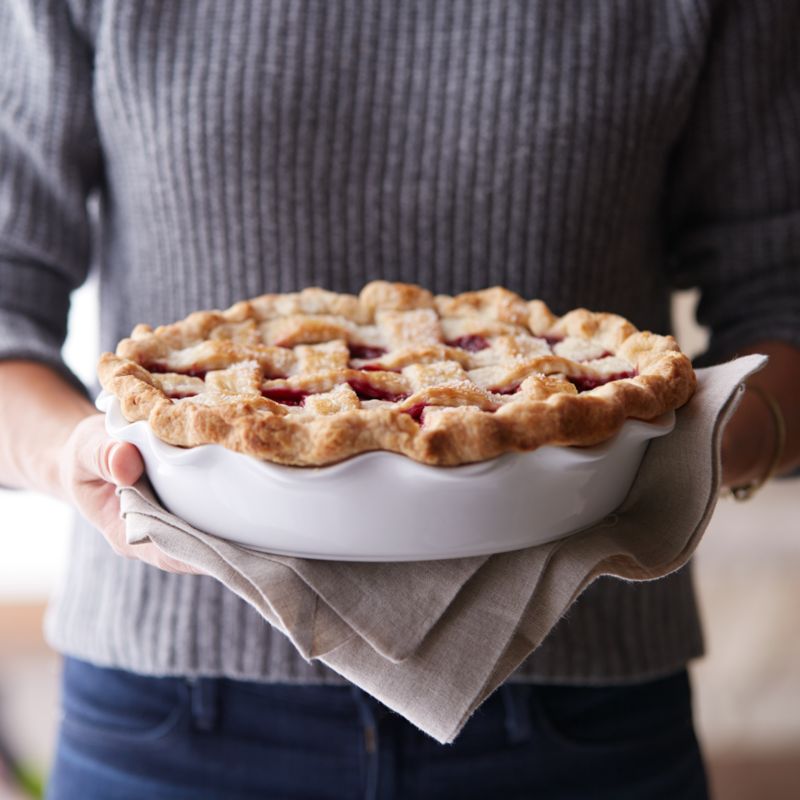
left=189, top=677, right=220, bottom=732
left=350, top=686, right=380, bottom=800
left=500, top=684, right=533, bottom=745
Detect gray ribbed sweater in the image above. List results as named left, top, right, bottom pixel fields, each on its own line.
left=2, top=0, right=799, bottom=684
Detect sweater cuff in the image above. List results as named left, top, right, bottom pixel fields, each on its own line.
left=694, top=315, right=800, bottom=368
left=0, top=308, right=89, bottom=398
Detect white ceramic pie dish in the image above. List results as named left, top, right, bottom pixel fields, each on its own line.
left=97, top=392, right=674, bottom=561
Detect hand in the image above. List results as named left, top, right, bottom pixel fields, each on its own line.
left=58, top=414, right=204, bottom=575
left=719, top=341, right=800, bottom=490
left=720, top=384, right=778, bottom=490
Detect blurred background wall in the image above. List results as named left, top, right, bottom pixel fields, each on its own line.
left=0, top=287, right=797, bottom=799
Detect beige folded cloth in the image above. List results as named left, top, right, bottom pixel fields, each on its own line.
left=119, top=355, right=764, bottom=743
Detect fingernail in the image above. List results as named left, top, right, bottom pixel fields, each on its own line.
left=107, top=443, right=123, bottom=480
left=109, top=442, right=122, bottom=466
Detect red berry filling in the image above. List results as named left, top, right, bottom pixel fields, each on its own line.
left=261, top=387, right=309, bottom=406
left=445, top=335, right=490, bottom=352
left=355, top=363, right=402, bottom=373
left=568, top=371, right=636, bottom=392
left=146, top=361, right=289, bottom=380
left=166, top=391, right=199, bottom=400
left=347, top=379, right=408, bottom=403
left=402, top=402, right=428, bottom=423
left=146, top=362, right=208, bottom=380
left=491, top=384, right=521, bottom=395
left=348, top=344, right=387, bottom=360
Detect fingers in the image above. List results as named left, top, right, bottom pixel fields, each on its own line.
left=108, top=441, right=145, bottom=486
left=102, top=515, right=206, bottom=575
left=93, top=437, right=143, bottom=486
left=103, top=515, right=198, bottom=573
left=63, top=414, right=203, bottom=576
left=124, top=541, right=207, bottom=576
left=65, top=414, right=144, bottom=487
left=93, top=436, right=118, bottom=483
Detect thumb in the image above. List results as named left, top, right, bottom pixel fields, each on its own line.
left=108, top=441, right=145, bottom=486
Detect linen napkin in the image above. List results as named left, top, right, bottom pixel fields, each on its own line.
left=119, top=355, right=765, bottom=743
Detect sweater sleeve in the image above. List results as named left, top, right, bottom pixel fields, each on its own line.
left=0, top=0, right=102, bottom=392
left=664, top=0, right=800, bottom=365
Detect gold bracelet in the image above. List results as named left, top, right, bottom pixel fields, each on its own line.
left=726, top=385, right=787, bottom=501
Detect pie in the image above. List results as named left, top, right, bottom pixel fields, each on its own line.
left=97, top=281, right=696, bottom=466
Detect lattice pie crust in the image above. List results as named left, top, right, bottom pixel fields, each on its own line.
left=98, top=282, right=696, bottom=466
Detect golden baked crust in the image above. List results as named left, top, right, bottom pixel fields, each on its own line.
left=98, top=281, right=696, bottom=466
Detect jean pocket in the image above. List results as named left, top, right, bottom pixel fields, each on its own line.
left=60, top=658, right=188, bottom=745
left=530, top=671, right=696, bottom=753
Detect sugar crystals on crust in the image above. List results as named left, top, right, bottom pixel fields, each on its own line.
left=98, top=281, right=696, bottom=466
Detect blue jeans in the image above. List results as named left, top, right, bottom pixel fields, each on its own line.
left=48, top=657, right=708, bottom=799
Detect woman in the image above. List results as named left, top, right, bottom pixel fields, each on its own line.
left=1, top=1, right=798, bottom=797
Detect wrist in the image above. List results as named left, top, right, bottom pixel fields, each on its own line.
left=0, top=361, right=96, bottom=498
left=18, top=405, right=95, bottom=501
left=723, top=384, right=786, bottom=500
